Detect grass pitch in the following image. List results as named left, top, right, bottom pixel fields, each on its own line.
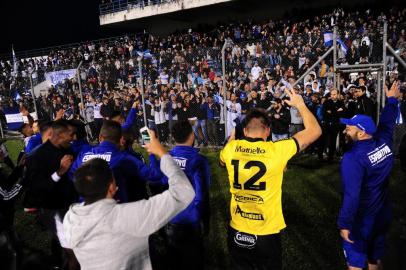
left=4, top=139, right=406, bottom=269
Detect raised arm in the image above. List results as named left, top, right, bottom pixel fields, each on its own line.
left=121, top=101, right=139, bottom=130
left=284, top=88, right=322, bottom=151
left=374, top=81, right=400, bottom=145
left=115, top=130, right=195, bottom=237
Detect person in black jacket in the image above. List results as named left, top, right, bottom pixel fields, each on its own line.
left=354, top=85, right=375, bottom=120
left=24, top=119, right=79, bottom=269
left=319, top=89, right=346, bottom=161
left=269, top=99, right=291, bottom=141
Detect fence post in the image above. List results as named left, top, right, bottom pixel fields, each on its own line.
left=333, top=26, right=337, bottom=90
left=29, top=73, right=39, bottom=119
left=138, top=56, right=148, bottom=128
left=382, top=21, right=387, bottom=108
left=376, top=71, right=382, bottom=123
left=76, top=61, right=91, bottom=141
left=221, top=40, right=228, bottom=141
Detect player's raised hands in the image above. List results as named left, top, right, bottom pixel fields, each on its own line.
left=283, top=87, right=305, bottom=108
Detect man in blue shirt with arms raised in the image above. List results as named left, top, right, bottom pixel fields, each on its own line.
left=338, top=81, right=400, bottom=270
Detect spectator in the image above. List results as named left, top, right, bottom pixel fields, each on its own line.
left=269, top=99, right=291, bottom=141
left=319, top=89, right=346, bottom=161
left=354, top=86, right=375, bottom=119
left=201, top=95, right=220, bottom=146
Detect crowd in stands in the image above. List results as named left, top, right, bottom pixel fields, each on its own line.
left=0, top=6, right=405, bottom=154
left=0, top=5, right=406, bottom=270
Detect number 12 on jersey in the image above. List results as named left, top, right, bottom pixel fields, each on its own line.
left=231, top=159, right=267, bottom=191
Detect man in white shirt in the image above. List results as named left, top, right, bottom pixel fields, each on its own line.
left=251, top=63, right=262, bottom=81
left=63, top=130, right=194, bottom=270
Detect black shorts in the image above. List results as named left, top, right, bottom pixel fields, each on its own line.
left=227, top=226, right=282, bottom=270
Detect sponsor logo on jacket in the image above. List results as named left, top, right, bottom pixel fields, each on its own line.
left=367, top=144, right=392, bottom=166
left=172, top=157, right=188, bottom=169
left=82, top=152, right=112, bottom=162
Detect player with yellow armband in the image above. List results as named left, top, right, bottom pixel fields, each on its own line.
left=220, top=87, right=322, bottom=270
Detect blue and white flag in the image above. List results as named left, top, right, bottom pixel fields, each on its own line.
left=323, top=31, right=348, bottom=55
left=337, top=39, right=348, bottom=55
left=323, top=31, right=333, bottom=46
left=137, top=50, right=152, bottom=59
left=12, top=45, right=18, bottom=77
left=4, top=107, right=24, bottom=131
left=45, top=69, right=77, bottom=85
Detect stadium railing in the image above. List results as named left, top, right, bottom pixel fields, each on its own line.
left=99, top=0, right=179, bottom=16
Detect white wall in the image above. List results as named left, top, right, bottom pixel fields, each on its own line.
left=100, top=0, right=233, bottom=25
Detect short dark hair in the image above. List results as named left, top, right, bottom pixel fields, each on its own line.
left=121, top=129, right=135, bottom=149
left=244, top=109, right=271, bottom=130
left=51, top=119, right=71, bottom=135
left=73, top=158, right=113, bottom=205
left=172, top=121, right=193, bottom=144
left=39, top=121, right=53, bottom=135
left=100, top=120, right=122, bottom=143
left=69, top=120, right=86, bottom=140
left=110, top=110, right=123, bottom=119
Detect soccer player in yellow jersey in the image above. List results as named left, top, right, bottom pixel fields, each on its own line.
left=220, top=88, right=322, bottom=269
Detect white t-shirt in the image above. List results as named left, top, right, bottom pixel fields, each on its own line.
left=94, top=103, right=103, bottom=119
left=160, top=73, right=169, bottom=85
left=251, top=66, right=262, bottom=80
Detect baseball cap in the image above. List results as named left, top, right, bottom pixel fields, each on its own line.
left=340, top=115, right=376, bottom=135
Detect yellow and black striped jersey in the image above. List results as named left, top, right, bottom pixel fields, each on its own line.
left=220, top=137, right=298, bottom=235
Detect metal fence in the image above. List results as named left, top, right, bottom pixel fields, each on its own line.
left=99, top=0, right=181, bottom=15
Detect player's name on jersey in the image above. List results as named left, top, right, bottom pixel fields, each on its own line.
left=234, top=194, right=264, bottom=204
left=235, top=205, right=264, bottom=220
left=234, top=146, right=265, bottom=154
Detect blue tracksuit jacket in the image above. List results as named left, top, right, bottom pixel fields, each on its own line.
left=69, top=141, right=162, bottom=202
left=122, top=108, right=137, bottom=131
left=150, top=146, right=211, bottom=226
left=338, top=97, right=398, bottom=236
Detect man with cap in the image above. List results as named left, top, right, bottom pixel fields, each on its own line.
left=338, top=81, right=400, bottom=270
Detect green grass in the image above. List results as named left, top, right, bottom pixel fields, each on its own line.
left=4, top=140, right=406, bottom=269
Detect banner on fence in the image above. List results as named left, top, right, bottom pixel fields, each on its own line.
left=45, top=69, right=77, bottom=85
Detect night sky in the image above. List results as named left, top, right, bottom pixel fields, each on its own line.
left=0, top=0, right=112, bottom=55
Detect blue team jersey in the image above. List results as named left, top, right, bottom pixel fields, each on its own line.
left=150, top=146, right=211, bottom=225
left=69, top=141, right=161, bottom=202
left=25, top=133, right=42, bottom=154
